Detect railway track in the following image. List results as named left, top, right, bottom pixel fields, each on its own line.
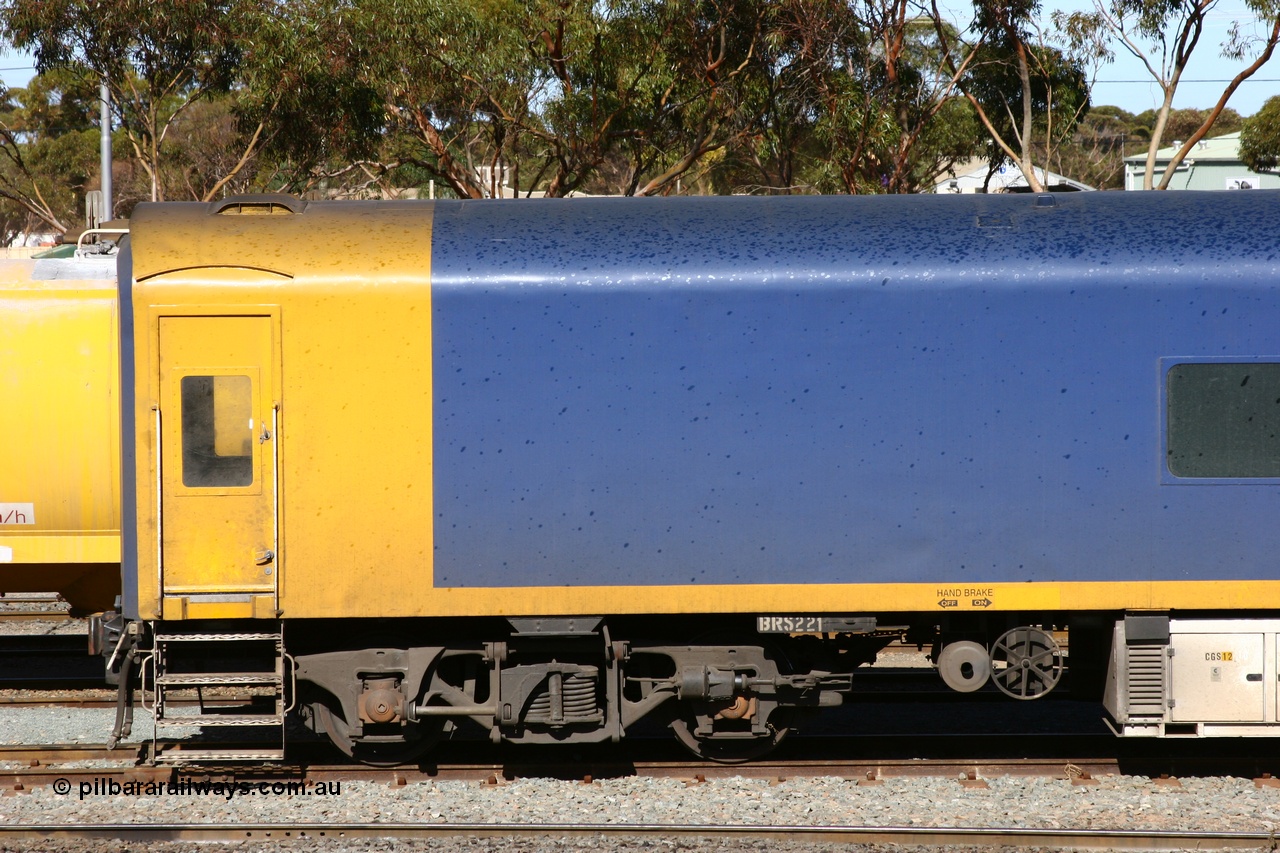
left=0, top=611, right=74, bottom=621
left=0, top=822, right=1272, bottom=850
left=3, top=735, right=1280, bottom=786
left=0, top=742, right=1122, bottom=779
left=2, top=740, right=1277, bottom=850
left=0, top=594, right=75, bottom=622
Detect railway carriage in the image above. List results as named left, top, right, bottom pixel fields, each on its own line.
left=0, top=252, right=121, bottom=614
left=104, top=190, right=1280, bottom=763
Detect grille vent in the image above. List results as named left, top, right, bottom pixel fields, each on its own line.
left=1126, top=644, right=1167, bottom=717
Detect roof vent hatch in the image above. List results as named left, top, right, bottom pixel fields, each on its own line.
left=211, top=194, right=306, bottom=216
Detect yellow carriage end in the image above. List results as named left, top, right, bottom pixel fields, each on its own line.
left=127, top=198, right=435, bottom=620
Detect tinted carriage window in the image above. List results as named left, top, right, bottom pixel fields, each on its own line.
left=1167, top=363, right=1280, bottom=478
left=181, top=375, right=253, bottom=487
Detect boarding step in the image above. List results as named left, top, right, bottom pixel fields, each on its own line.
left=156, top=713, right=285, bottom=727
left=147, top=621, right=291, bottom=763
left=155, top=672, right=283, bottom=687
left=155, top=749, right=286, bottom=764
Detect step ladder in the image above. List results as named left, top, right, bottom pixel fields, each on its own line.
left=143, top=625, right=293, bottom=763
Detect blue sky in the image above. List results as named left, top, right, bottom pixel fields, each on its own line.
left=1, top=1, right=1277, bottom=117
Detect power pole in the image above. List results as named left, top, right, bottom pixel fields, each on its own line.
left=99, top=79, right=113, bottom=221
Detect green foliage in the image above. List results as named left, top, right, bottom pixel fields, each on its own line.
left=1133, top=107, right=1245, bottom=142
left=0, top=0, right=1271, bottom=209
left=354, top=0, right=769, bottom=197
left=723, top=2, right=983, bottom=195
left=948, top=0, right=1099, bottom=190
left=0, top=73, right=107, bottom=235
left=1053, top=106, right=1132, bottom=188
left=1, top=0, right=270, bottom=200
left=1240, top=94, right=1280, bottom=172
left=2, top=0, right=246, bottom=88
left=8, top=67, right=98, bottom=138
left=1063, top=0, right=1280, bottom=188
left=964, top=39, right=1091, bottom=166
left=709, top=0, right=841, bottom=194
left=360, top=0, right=523, bottom=197
left=229, top=0, right=385, bottom=186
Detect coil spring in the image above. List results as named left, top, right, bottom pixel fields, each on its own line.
left=526, top=672, right=599, bottom=723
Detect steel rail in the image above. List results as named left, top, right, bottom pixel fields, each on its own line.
left=0, top=754, right=1120, bottom=788
left=0, top=677, right=111, bottom=690
left=0, top=822, right=1272, bottom=850
left=0, top=695, right=256, bottom=709
left=0, top=697, right=125, bottom=709
left=0, top=744, right=145, bottom=763
left=301, top=754, right=1124, bottom=784
left=1, top=735, right=1277, bottom=791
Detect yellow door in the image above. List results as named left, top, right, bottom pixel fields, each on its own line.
left=158, top=316, right=276, bottom=598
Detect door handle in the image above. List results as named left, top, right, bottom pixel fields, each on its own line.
left=255, top=549, right=275, bottom=566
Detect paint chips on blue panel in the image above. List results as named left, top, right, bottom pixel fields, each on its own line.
left=429, top=194, right=1280, bottom=587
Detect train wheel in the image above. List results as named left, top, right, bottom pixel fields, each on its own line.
left=312, top=702, right=439, bottom=767
left=670, top=709, right=789, bottom=763
left=936, top=640, right=992, bottom=692
left=989, top=626, right=1063, bottom=700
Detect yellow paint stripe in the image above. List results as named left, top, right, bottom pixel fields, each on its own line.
left=0, top=534, right=120, bottom=563
left=283, top=579, right=1280, bottom=619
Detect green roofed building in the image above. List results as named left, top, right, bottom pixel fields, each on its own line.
left=1124, top=132, right=1280, bottom=191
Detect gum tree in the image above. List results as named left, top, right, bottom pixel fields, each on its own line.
left=366, top=0, right=766, bottom=198
left=0, top=71, right=102, bottom=235
left=945, top=0, right=1095, bottom=192
left=1058, top=0, right=1280, bottom=189
left=1, top=0, right=265, bottom=201
left=828, top=5, right=981, bottom=193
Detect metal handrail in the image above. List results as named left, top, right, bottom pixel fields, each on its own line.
left=155, top=408, right=163, bottom=605
left=74, top=227, right=129, bottom=258
left=271, top=404, right=281, bottom=616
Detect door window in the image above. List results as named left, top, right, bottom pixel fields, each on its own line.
left=180, top=374, right=254, bottom=487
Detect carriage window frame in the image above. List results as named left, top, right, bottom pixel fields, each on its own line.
left=1161, top=356, right=1280, bottom=484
